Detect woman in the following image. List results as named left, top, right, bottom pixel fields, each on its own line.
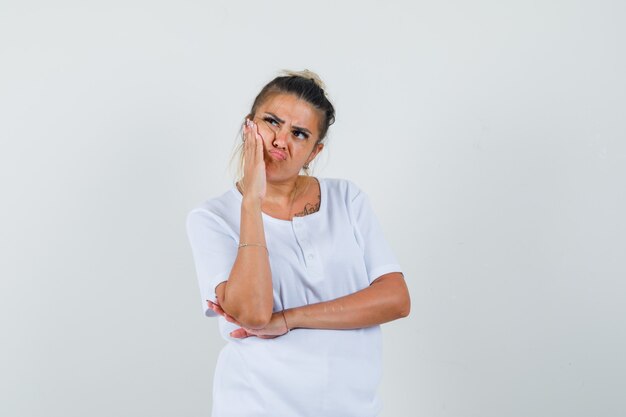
left=186, top=70, right=410, bottom=417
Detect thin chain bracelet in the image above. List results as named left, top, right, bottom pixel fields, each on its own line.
left=237, top=243, right=268, bottom=253
left=281, top=310, right=290, bottom=333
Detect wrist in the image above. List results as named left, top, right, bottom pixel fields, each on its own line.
left=242, top=196, right=262, bottom=211
left=283, top=307, right=298, bottom=330
left=280, top=310, right=290, bottom=333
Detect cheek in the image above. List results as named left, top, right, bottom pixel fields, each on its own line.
left=251, top=124, right=269, bottom=148
left=256, top=122, right=274, bottom=140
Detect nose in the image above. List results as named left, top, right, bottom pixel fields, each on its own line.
left=272, top=127, right=290, bottom=150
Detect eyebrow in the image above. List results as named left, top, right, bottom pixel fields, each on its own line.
left=264, top=112, right=312, bottom=135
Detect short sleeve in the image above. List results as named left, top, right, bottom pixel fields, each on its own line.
left=349, top=185, right=403, bottom=284
left=186, top=208, right=238, bottom=317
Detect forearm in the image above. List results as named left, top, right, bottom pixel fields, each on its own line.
left=283, top=273, right=410, bottom=330
left=219, top=198, right=273, bottom=328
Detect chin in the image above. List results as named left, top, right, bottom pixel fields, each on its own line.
left=265, top=168, right=297, bottom=182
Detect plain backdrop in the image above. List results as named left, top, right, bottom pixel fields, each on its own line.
left=1, top=1, right=625, bottom=416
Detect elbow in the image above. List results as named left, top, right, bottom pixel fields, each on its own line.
left=376, top=272, right=411, bottom=319
left=397, top=277, right=411, bottom=318
left=238, top=310, right=272, bottom=330
left=223, top=301, right=272, bottom=329
left=220, top=299, right=273, bottom=329
left=398, top=303, right=411, bottom=318
left=219, top=282, right=273, bottom=329
left=397, top=293, right=411, bottom=319
left=232, top=298, right=273, bottom=329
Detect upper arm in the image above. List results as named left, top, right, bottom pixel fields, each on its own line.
left=186, top=209, right=237, bottom=318
left=349, top=184, right=403, bottom=284
left=370, top=271, right=404, bottom=285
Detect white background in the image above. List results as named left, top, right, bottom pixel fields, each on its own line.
left=1, top=1, right=625, bottom=416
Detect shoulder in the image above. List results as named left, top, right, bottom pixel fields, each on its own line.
left=186, top=188, right=239, bottom=229
left=319, top=177, right=365, bottom=201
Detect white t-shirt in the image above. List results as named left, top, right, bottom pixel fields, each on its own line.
left=186, top=177, right=402, bottom=417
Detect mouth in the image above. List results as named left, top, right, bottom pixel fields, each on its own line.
left=268, top=150, right=287, bottom=160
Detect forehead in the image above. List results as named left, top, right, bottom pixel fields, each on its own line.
left=258, top=93, right=321, bottom=132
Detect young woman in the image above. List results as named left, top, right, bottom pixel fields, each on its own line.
left=186, top=70, right=410, bottom=417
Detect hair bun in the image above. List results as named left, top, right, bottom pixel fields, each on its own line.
left=279, top=69, right=327, bottom=91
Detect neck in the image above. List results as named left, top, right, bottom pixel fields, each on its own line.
left=264, top=176, right=301, bottom=205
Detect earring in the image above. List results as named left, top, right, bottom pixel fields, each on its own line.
left=303, top=162, right=310, bottom=169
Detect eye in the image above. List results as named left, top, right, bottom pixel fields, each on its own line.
left=263, top=116, right=279, bottom=127
left=293, top=130, right=309, bottom=140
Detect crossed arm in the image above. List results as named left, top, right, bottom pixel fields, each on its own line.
left=214, top=182, right=411, bottom=338
left=211, top=271, right=410, bottom=339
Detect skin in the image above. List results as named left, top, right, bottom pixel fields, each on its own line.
left=212, top=92, right=411, bottom=338
left=242, top=93, right=325, bottom=213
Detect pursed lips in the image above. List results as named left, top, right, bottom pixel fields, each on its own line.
left=268, top=150, right=287, bottom=160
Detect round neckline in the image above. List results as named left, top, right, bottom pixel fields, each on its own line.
left=230, top=177, right=325, bottom=224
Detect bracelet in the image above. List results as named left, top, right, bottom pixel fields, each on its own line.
left=281, top=310, right=290, bottom=333
left=238, top=243, right=268, bottom=253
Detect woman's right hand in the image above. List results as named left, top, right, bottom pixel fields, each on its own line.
left=241, top=119, right=266, bottom=202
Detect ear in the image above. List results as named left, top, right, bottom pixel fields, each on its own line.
left=307, top=143, right=324, bottom=164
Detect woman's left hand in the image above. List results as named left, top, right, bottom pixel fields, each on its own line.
left=208, top=300, right=289, bottom=339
